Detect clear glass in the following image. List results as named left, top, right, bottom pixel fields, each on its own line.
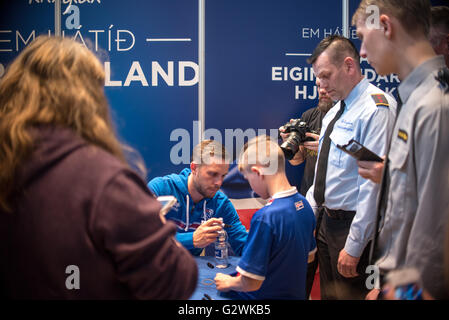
left=214, top=230, right=229, bottom=268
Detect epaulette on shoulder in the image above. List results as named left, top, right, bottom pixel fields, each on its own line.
left=436, top=68, right=449, bottom=93
left=370, top=93, right=389, bottom=108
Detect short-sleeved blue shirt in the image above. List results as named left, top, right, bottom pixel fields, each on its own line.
left=235, top=188, right=316, bottom=300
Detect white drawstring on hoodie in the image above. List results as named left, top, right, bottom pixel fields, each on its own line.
left=185, top=195, right=189, bottom=231
left=202, top=201, right=207, bottom=221
left=184, top=194, right=207, bottom=231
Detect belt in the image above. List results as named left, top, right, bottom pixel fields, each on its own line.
left=323, top=207, right=356, bottom=220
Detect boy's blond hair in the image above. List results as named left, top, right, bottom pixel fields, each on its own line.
left=238, top=135, right=285, bottom=175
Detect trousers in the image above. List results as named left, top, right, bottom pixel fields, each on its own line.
left=316, top=208, right=371, bottom=300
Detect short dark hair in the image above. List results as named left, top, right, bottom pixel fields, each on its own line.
left=431, top=6, right=449, bottom=34
left=307, top=35, right=360, bottom=68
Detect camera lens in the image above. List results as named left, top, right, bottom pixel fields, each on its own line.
left=280, top=132, right=302, bottom=160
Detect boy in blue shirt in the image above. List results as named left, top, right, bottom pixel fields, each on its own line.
left=214, top=135, right=316, bottom=299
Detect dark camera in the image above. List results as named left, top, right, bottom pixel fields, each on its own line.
left=279, top=119, right=316, bottom=160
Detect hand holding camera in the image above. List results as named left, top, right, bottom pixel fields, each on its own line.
left=303, top=132, right=320, bottom=152
left=278, top=118, right=319, bottom=160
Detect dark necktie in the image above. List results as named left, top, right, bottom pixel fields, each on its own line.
left=314, top=100, right=346, bottom=206
left=369, top=93, right=403, bottom=263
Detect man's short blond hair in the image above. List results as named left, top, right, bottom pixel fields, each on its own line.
left=238, top=135, right=285, bottom=175
left=191, top=140, right=230, bottom=165
left=352, top=0, right=430, bottom=37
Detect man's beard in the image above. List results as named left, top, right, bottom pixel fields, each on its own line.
left=194, top=179, right=217, bottom=199
left=317, top=98, right=334, bottom=113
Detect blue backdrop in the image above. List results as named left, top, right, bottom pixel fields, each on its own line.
left=5, top=0, right=441, bottom=189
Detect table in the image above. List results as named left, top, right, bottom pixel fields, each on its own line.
left=190, top=256, right=240, bottom=300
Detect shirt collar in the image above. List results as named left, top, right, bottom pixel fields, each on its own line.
left=344, top=77, right=370, bottom=111
left=398, top=56, right=446, bottom=104
left=270, top=187, right=298, bottom=200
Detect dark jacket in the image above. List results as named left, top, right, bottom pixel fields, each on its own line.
left=0, top=126, right=197, bottom=299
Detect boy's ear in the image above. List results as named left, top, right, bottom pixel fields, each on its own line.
left=379, top=14, right=393, bottom=39
left=250, top=165, right=262, bottom=176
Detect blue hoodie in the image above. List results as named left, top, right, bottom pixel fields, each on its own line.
left=148, top=168, right=248, bottom=256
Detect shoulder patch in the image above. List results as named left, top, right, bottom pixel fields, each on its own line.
left=397, top=129, right=408, bottom=143
left=370, top=94, right=389, bottom=108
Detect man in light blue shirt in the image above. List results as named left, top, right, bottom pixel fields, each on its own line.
left=303, top=35, right=396, bottom=299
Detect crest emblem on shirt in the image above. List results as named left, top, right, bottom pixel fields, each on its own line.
left=295, top=201, right=304, bottom=211
left=205, top=208, right=214, bottom=219
left=172, top=202, right=181, bottom=212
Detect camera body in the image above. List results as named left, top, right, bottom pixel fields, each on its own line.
left=279, top=118, right=317, bottom=160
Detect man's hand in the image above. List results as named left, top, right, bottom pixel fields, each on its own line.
left=303, top=132, right=320, bottom=152
left=192, top=218, right=223, bottom=248
left=337, top=249, right=360, bottom=278
left=278, top=124, right=289, bottom=143
left=357, top=157, right=385, bottom=184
